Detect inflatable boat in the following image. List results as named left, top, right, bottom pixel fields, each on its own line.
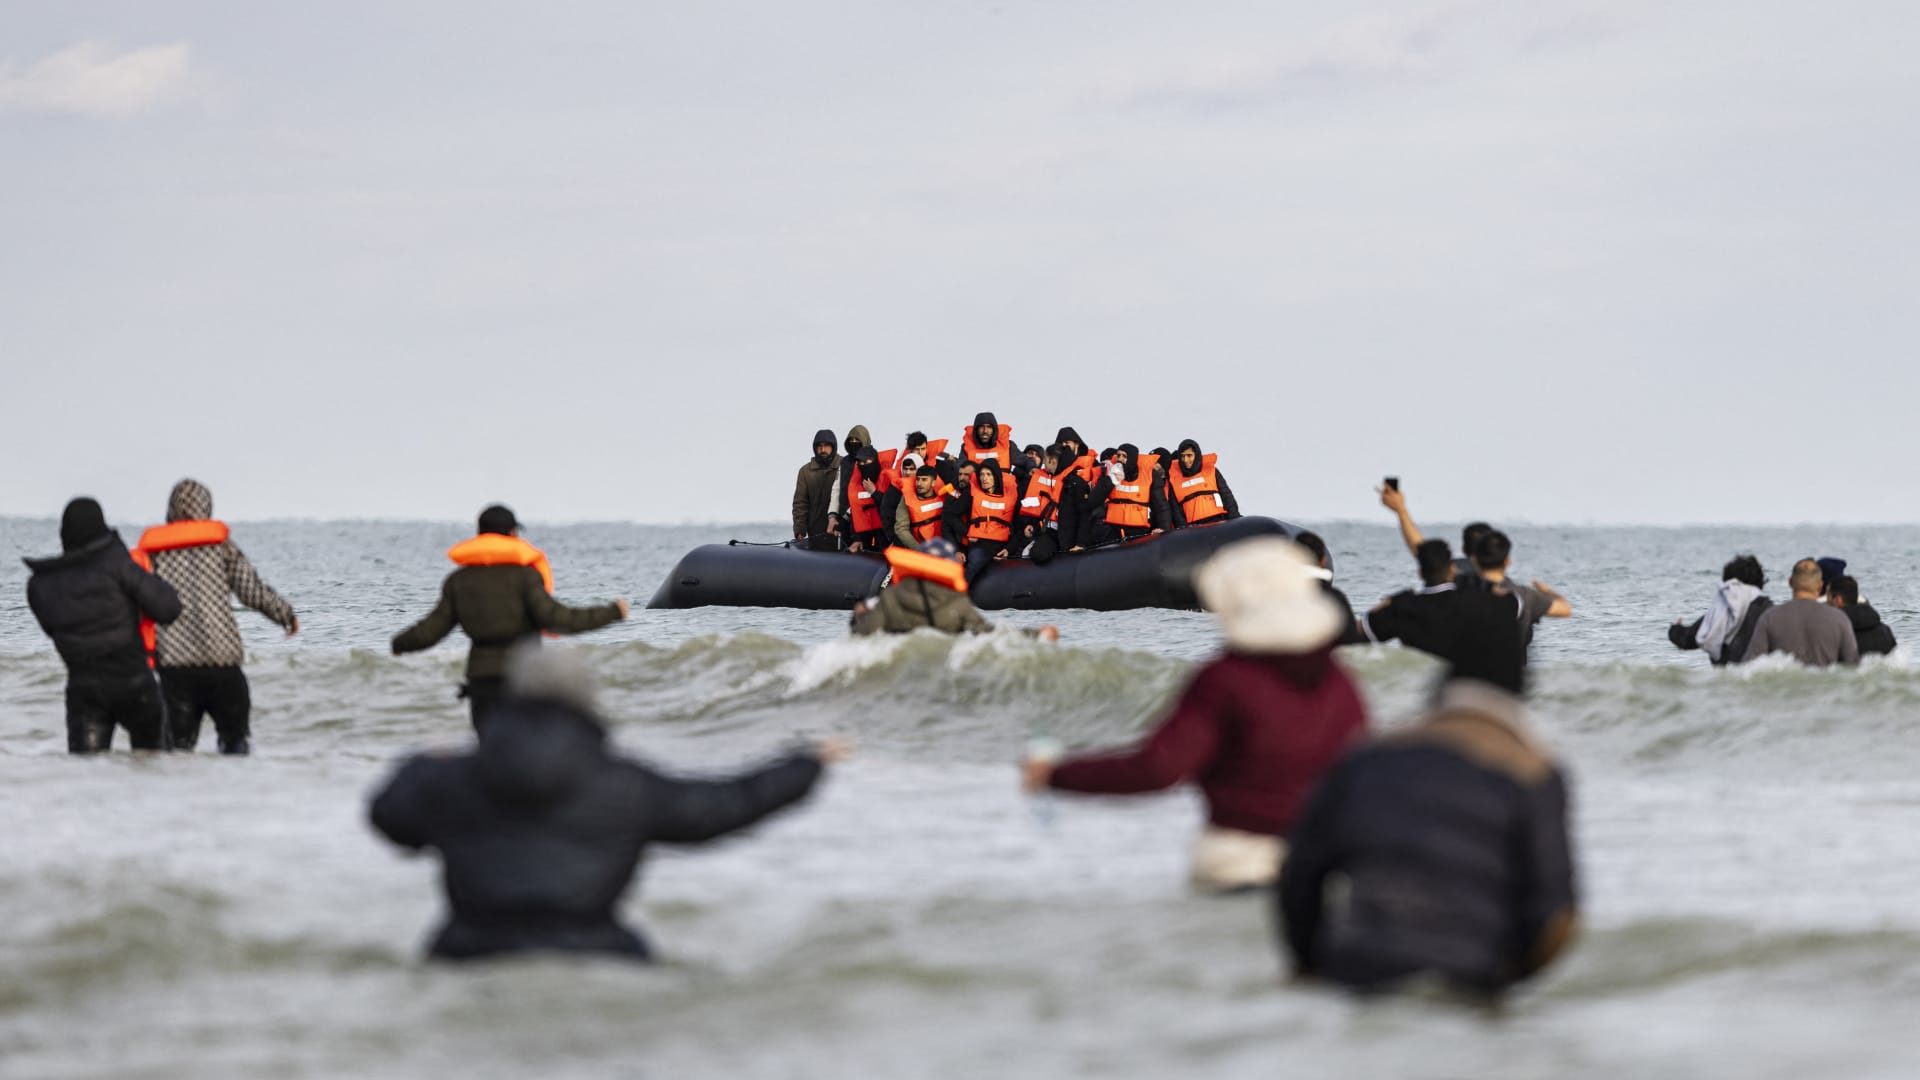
left=647, top=516, right=1312, bottom=611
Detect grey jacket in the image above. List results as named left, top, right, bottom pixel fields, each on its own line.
left=147, top=480, right=296, bottom=668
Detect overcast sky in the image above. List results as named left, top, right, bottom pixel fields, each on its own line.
left=4, top=1, right=1916, bottom=528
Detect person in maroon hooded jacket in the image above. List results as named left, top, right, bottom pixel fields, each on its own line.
left=1022, top=538, right=1368, bottom=891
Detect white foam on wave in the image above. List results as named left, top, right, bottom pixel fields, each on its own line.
left=778, top=633, right=915, bottom=696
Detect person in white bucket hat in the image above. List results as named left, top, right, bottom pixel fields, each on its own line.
left=1022, top=537, right=1369, bottom=891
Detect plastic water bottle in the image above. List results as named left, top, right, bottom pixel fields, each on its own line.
left=1026, top=735, right=1062, bottom=827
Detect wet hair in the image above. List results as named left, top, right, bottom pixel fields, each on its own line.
left=1722, top=554, right=1765, bottom=588
left=1293, top=531, right=1329, bottom=566
left=1417, top=539, right=1455, bottom=587
left=1472, top=529, right=1512, bottom=571
left=1831, top=575, right=1861, bottom=606
left=1044, top=443, right=1065, bottom=469
left=906, top=431, right=927, bottom=449
left=1462, top=522, right=1493, bottom=557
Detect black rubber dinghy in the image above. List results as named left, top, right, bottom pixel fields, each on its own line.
left=647, top=516, right=1312, bottom=611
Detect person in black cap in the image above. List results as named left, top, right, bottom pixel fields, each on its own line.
left=792, top=430, right=842, bottom=551
left=24, top=497, right=184, bottom=753
left=392, top=505, right=629, bottom=730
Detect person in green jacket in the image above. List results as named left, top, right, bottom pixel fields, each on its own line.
left=392, top=505, right=629, bottom=730
left=851, top=539, right=1057, bottom=640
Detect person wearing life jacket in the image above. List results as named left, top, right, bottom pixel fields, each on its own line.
left=940, top=459, right=977, bottom=544
left=392, top=504, right=630, bottom=731
left=1085, top=443, right=1171, bottom=546
left=891, top=455, right=950, bottom=549
left=962, top=459, right=1018, bottom=584
left=1167, top=439, right=1241, bottom=529
left=1015, top=445, right=1071, bottom=561
left=851, top=538, right=1060, bottom=639
left=842, top=449, right=890, bottom=553
left=960, top=412, right=1013, bottom=470
left=24, top=498, right=183, bottom=754
left=830, top=426, right=874, bottom=546
left=137, top=478, right=299, bottom=755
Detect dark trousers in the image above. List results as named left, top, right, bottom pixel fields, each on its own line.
left=462, top=677, right=507, bottom=732
left=66, top=668, right=168, bottom=755
left=160, top=665, right=253, bottom=754
left=964, top=542, right=1006, bottom=584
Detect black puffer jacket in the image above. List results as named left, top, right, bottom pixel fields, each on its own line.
left=25, top=533, right=183, bottom=676
left=369, top=696, right=824, bottom=960
left=1845, top=603, right=1897, bottom=656
left=1280, top=681, right=1577, bottom=996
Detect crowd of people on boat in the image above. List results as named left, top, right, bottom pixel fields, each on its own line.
left=791, top=415, right=1240, bottom=582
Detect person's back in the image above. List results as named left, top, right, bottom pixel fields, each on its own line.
left=369, top=649, right=826, bottom=961
left=1742, top=560, right=1859, bottom=667
left=142, top=479, right=298, bottom=754
left=1745, top=598, right=1860, bottom=667
left=1048, top=650, right=1364, bottom=838
left=1279, top=680, right=1577, bottom=996
left=1828, top=576, right=1896, bottom=657
left=24, top=498, right=184, bottom=753
left=391, top=505, right=627, bottom=727
left=852, top=541, right=993, bottom=635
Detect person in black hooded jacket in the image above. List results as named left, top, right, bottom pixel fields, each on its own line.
left=1828, top=576, right=1897, bottom=656
left=24, top=498, right=184, bottom=753
left=369, top=644, right=838, bottom=962
left=1167, top=438, right=1241, bottom=528
left=1050, top=427, right=1094, bottom=551
left=1084, top=443, right=1171, bottom=545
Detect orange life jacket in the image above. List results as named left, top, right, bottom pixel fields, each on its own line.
left=874, top=449, right=901, bottom=493
left=966, top=476, right=1016, bottom=544
left=130, top=519, right=232, bottom=665
left=1020, top=470, right=1061, bottom=526
left=847, top=473, right=885, bottom=534
left=1104, top=454, right=1161, bottom=530
left=961, top=425, right=1012, bottom=469
left=904, top=486, right=948, bottom=544
left=448, top=534, right=554, bottom=593
left=885, top=546, right=968, bottom=593
left=1170, top=453, right=1227, bottom=524
left=1067, top=453, right=1100, bottom=487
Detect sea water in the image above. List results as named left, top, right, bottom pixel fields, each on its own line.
left=3, top=517, right=1918, bottom=1079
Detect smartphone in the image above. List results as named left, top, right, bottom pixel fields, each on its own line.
left=1384, top=476, right=1400, bottom=492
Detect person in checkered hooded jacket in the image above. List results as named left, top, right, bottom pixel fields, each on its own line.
left=144, top=478, right=298, bottom=755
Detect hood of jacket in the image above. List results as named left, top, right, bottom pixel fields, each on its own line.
left=1054, top=426, right=1083, bottom=450
left=24, top=531, right=126, bottom=574
left=844, top=425, right=872, bottom=455
left=60, top=498, right=111, bottom=552
left=473, top=697, right=610, bottom=807
left=809, top=429, right=840, bottom=470
left=1118, top=442, right=1142, bottom=482
left=1844, top=602, right=1885, bottom=633
left=167, top=478, right=214, bottom=522
left=971, top=413, right=999, bottom=447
